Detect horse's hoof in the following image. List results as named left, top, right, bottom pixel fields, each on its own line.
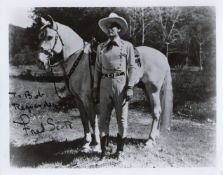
left=92, top=145, right=102, bottom=153
left=116, top=151, right=125, bottom=162
left=145, top=139, right=156, bottom=149
left=81, top=145, right=92, bottom=153
left=98, top=152, right=107, bottom=161
left=81, top=148, right=91, bottom=153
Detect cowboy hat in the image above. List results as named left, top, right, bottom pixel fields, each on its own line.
left=98, top=13, right=128, bottom=36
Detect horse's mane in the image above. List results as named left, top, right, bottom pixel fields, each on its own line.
left=57, top=22, right=84, bottom=60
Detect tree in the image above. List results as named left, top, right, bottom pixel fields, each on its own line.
left=151, top=7, right=183, bottom=57
left=20, top=7, right=215, bottom=70
left=178, top=7, right=216, bottom=69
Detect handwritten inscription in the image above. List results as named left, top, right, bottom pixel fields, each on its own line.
left=9, top=90, right=45, bottom=99
left=11, top=100, right=59, bottom=113
left=13, top=114, right=73, bottom=136
left=10, top=90, right=74, bottom=136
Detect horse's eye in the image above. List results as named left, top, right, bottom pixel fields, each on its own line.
left=47, top=36, right=53, bottom=41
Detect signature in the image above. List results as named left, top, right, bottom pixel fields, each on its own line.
left=13, top=114, right=73, bottom=136
left=10, top=89, right=74, bottom=136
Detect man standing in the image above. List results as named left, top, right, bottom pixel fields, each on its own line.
left=93, top=13, right=137, bottom=160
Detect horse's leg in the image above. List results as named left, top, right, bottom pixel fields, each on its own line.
left=142, top=83, right=153, bottom=113
left=89, top=107, right=101, bottom=153
left=76, top=99, right=92, bottom=152
left=144, top=83, right=162, bottom=147
left=80, top=111, right=92, bottom=152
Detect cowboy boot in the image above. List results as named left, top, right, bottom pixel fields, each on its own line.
left=116, top=134, right=125, bottom=161
left=100, top=134, right=109, bottom=160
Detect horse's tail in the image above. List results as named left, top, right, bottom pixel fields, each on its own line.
left=160, top=68, right=173, bottom=131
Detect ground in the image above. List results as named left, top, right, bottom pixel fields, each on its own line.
left=9, top=71, right=216, bottom=168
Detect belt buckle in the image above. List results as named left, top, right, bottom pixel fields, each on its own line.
left=118, top=72, right=124, bottom=76
left=107, top=73, right=113, bottom=78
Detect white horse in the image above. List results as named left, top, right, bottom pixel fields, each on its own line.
left=38, top=16, right=173, bottom=151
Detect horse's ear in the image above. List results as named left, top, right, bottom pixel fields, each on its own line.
left=40, top=17, right=50, bottom=26
left=39, top=17, right=51, bottom=30
left=47, top=15, right=57, bottom=30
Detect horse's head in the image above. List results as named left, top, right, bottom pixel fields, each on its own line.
left=38, top=15, right=64, bottom=69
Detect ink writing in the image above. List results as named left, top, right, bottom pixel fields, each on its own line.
left=10, top=89, right=74, bottom=136
left=13, top=114, right=73, bottom=136
left=9, top=90, right=45, bottom=99
left=11, top=100, right=59, bottom=113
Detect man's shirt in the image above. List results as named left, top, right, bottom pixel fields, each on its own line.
left=94, top=37, right=137, bottom=88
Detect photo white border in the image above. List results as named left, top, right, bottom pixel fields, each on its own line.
left=0, top=0, right=222, bottom=175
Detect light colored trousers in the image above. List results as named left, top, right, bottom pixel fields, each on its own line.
left=99, top=75, right=128, bottom=138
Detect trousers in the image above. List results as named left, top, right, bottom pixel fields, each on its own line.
left=99, top=75, right=128, bottom=138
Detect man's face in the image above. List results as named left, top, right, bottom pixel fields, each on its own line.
left=107, top=23, right=121, bottom=38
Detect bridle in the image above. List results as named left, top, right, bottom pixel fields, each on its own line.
left=39, top=24, right=72, bottom=99
left=39, top=23, right=64, bottom=67
left=39, top=23, right=87, bottom=100
left=39, top=24, right=97, bottom=100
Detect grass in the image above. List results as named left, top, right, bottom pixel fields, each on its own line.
left=172, top=71, right=216, bottom=121
left=10, top=117, right=216, bottom=168
left=9, top=69, right=216, bottom=168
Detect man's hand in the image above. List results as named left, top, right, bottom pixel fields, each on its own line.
left=126, top=86, right=133, bottom=101
left=92, top=88, right=99, bottom=104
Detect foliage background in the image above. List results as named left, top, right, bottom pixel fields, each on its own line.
left=9, top=7, right=215, bottom=72
left=9, top=7, right=216, bottom=168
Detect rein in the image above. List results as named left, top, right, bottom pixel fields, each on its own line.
left=50, top=66, right=65, bottom=100
left=67, top=51, right=84, bottom=78
left=40, top=23, right=84, bottom=99
left=50, top=50, right=84, bottom=99
left=40, top=24, right=92, bottom=99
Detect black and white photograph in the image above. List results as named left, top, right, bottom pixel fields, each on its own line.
left=0, top=0, right=223, bottom=174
